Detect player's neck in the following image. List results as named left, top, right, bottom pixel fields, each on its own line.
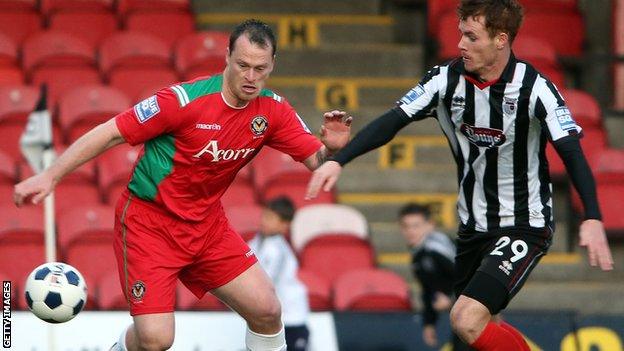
left=476, top=50, right=511, bottom=82
left=221, top=79, right=249, bottom=109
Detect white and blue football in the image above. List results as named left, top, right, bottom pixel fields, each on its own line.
left=24, top=262, right=88, bottom=323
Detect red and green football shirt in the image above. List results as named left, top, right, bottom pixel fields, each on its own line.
left=115, top=74, right=321, bottom=221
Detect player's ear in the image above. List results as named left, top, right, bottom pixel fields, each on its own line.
left=496, top=32, right=509, bottom=50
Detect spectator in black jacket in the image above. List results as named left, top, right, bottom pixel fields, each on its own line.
left=399, top=203, right=458, bottom=348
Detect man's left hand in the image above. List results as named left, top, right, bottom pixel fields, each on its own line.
left=319, top=110, right=352, bottom=153
left=579, top=219, right=614, bottom=271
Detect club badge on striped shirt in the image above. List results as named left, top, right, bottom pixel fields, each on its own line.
left=503, top=97, right=518, bottom=115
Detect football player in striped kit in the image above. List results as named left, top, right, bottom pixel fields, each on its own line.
left=306, top=1, right=613, bottom=350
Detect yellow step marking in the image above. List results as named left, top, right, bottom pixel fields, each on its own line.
left=378, top=135, right=449, bottom=169
left=377, top=252, right=581, bottom=265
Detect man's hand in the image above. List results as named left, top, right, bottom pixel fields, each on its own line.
left=422, top=325, right=438, bottom=347
left=319, top=110, right=352, bottom=154
left=305, top=160, right=342, bottom=200
left=579, top=219, right=614, bottom=271
left=432, top=292, right=452, bottom=311
left=14, top=171, right=56, bottom=207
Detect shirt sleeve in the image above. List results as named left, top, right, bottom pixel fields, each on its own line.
left=115, top=88, right=186, bottom=146
left=397, top=65, right=444, bottom=121
left=534, top=78, right=583, bottom=142
left=267, top=98, right=322, bottom=162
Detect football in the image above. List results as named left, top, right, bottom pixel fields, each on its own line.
left=24, top=262, right=88, bottom=323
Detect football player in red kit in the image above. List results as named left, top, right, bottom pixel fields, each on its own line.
left=14, top=19, right=352, bottom=351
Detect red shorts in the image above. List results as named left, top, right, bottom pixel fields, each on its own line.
left=113, top=191, right=257, bottom=316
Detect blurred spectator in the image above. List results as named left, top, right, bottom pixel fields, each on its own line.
left=249, top=196, right=310, bottom=351
left=399, top=203, right=468, bottom=350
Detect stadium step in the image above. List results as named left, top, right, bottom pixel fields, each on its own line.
left=194, top=0, right=382, bottom=15
left=269, top=44, right=422, bottom=77
left=268, top=76, right=416, bottom=113
left=197, top=13, right=394, bottom=45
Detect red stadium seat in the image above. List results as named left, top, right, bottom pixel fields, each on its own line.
left=252, top=147, right=310, bottom=190
left=0, top=151, right=17, bottom=185
left=109, top=67, right=178, bottom=103
left=0, top=33, right=18, bottom=68
left=592, top=149, right=624, bottom=176
left=176, top=283, right=229, bottom=311
left=595, top=179, right=624, bottom=234
left=175, top=31, right=229, bottom=80
left=519, top=13, right=584, bottom=57
left=31, top=67, right=102, bottom=109
left=0, top=67, right=25, bottom=86
left=561, top=89, right=602, bottom=129
left=298, top=269, right=332, bottom=311
left=290, top=204, right=369, bottom=253
left=436, top=12, right=461, bottom=60
left=513, top=35, right=559, bottom=68
left=261, top=183, right=335, bottom=210
left=97, top=270, right=128, bottom=310
left=333, top=269, right=411, bottom=311
left=300, top=235, right=375, bottom=284
left=40, top=0, right=115, bottom=15
left=0, top=205, right=45, bottom=306
left=521, top=0, right=579, bottom=13
left=99, top=31, right=171, bottom=77
left=126, top=12, right=195, bottom=49
left=118, top=0, right=190, bottom=15
left=55, top=183, right=102, bottom=215
left=22, top=31, right=95, bottom=77
left=97, top=144, right=140, bottom=202
left=536, top=65, right=566, bottom=88
left=570, top=149, right=624, bottom=234
left=514, top=35, right=565, bottom=87
left=57, top=84, right=130, bottom=143
left=49, top=12, right=118, bottom=47
left=57, top=205, right=115, bottom=306
left=0, top=204, right=44, bottom=238
left=0, top=12, right=41, bottom=44
left=0, top=85, right=39, bottom=159
left=221, top=179, right=257, bottom=209
left=0, top=0, right=37, bottom=11
left=224, top=204, right=262, bottom=241
left=135, top=83, right=174, bottom=102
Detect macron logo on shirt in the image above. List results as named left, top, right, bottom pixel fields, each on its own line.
left=134, top=95, right=160, bottom=123
left=196, top=123, right=222, bottom=130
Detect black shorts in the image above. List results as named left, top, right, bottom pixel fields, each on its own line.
left=454, top=227, right=552, bottom=314
left=285, top=325, right=310, bottom=351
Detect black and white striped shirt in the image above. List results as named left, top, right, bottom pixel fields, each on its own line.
left=398, top=54, right=582, bottom=233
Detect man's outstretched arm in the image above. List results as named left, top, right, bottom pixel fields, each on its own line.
left=305, top=107, right=411, bottom=198
left=14, top=118, right=125, bottom=206
left=554, top=136, right=614, bottom=271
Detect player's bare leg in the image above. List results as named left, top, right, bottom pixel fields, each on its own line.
left=450, top=296, right=491, bottom=344
left=451, top=296, right=528, bottom=350
left=112, top=313, right=175, bottom=351
left=212, top=262, right=285, bottom=350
